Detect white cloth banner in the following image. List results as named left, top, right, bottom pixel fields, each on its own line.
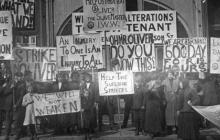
left=33, top=90, right=81, bottom=116
left=163, top=37, right=207, bottom=72
left=109, top=32, right=156, bottom=72
left=210, top=37, right=220, bottom=74
left=12, top=47, right=57, bottom=82
left=0, top=11, right=13, bottom=60
left=83, top=0, right=126, bottom=31
left=192, top=105, right=220, bottom=128
left=0, top=0, right=35, bottom=29
left=98, top=71, right=134, bottom=96
left=56, top=34, right=103, bottom=71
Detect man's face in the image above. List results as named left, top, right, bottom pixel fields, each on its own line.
left=85, top=77, right=90, bottom=83
left=168, top=72, right=174, bottom=79
left=15, top=76, right=22, bottom=82
left=1, top=63, right=5, bottom=69
left=57, top=76, right=62, bottom=82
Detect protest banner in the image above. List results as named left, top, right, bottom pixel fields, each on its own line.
left=33, top=90, right=81, bottom=116
left=12, top=47, right=56, bottom=82
left=210, top=37, right=220, bottom=74
left=56, top=34, right=103, bottom=71
left=163, top=38, right=207, bottom=72
left=98, top=71, right=134, bottom=96
left=109, top=32, right=156, bottom=72
left=72, top=12, right=98, bottom=35
left=0, top=0, right=35, bottom=30
left=72, top=13, right=84, bottom=35
left=192, top=105, right=220, bottom=128
left=74, top=11, right=176, bottom=44
left=124, top=11, right=176, bottom=44
left=0, top=11, right=13, bottom=60
left=83, top=0, right=126, bottom=31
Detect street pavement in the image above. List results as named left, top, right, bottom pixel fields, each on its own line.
left=1, top=126, right=220, bottom=140
left=0, top=127, right=179, bottom=140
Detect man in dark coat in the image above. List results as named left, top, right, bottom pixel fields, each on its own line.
left=0, top=62, right=11, bottom=135
left=80, top=72, right=97, bottom=139
left=1, top=72, right=23, bottom=140
left=13, top=72, right=26, bottom=140
left=132, top=73, right=144, bottom=135
left=0, top=81, right=7, bottom=136
left=51, top=73, right=70, bottom=134
left=177, top=78, right=200, bottom=140
left=121, top=95, right=133, bottom=128
left=67, top=71, right=81, bottom=133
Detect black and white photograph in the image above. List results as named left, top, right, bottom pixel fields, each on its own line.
left=0, top=0, right=220, bottom=140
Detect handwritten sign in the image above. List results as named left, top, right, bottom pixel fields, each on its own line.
left=109, top=32, right=156, bottom=72
left=124, top=11, right=176, bottom=44
left=210, top=38, right=220, bottom=74
left=83, top=0, right=126, bottom=31
left=163, top=38, right=207, bottom=72
left=0, top=0, right=35, bottom=30
left=75, top=11, right=176, bottom=44
left=0, top=11, right=13, bottom=60
left=12, top=47, right=57, bottom=82
left=56, top=34, right=103, bottom=71
left=98, top=71, right=134, bottom=96
left=72, top=13, right=84, bottom=34
left=33, top=90, right=81, bottom=116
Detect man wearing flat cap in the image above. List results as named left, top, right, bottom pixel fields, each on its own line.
left=51, top=73, right=70, bottom=134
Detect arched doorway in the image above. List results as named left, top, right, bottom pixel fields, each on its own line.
left=143, top=0, right=189, bottom=37
left=56, top=1, right=190, bottom=70
left=57, top=2, right=189, bottom=37
left=57, top=7, right=83, bottom=36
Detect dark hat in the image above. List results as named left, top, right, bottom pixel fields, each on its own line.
left=15, top=72, right=23, bottom=77
left=182, top=78, right=189, bottom=88
left=81, top=72, right=92, bottom=80
left=71, top=71, right=80, bottom=79
left=24, top=70, right=32, bottom=76
left=134, top=72, right=142, bottom=77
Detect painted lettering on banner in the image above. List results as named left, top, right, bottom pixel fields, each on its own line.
left=163, top=38, right=207, bottom=72
left=125, top=11, right=176, bottom=44
left=12, top=47, right=57, bottom=81
left=109, top=32, right=156, bottom=72
left=98, top=71, right=134, bottom=96
left=0, top=11, right=13, bottom=60
left=72, top=13, right=84, bottom=34
left=33, top=90, right=81, bottom=116
left=83, top=0, right=126, bottom=31
left=74, top=11, right=176, bottom=44
left=0, top=0, right=35, bottom=30
left=210, top=38, right=220, bottom=74
left=56, top=34, right=103, bottom=71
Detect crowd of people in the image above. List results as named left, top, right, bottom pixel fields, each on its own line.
left=0, top=61, right=219, bottom=140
